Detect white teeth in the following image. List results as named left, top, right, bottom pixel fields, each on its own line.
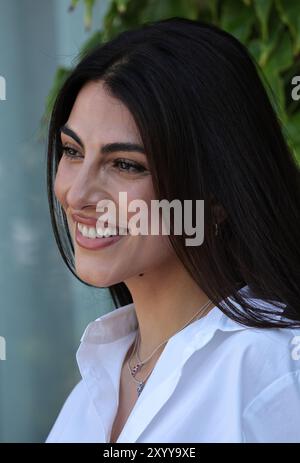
left=96, top=225, right=118, bottom=238
left=88, top=227, right=96, bottom=239
left=77, top=222, right=119, bottom=239
left=104, top=228, right=111, bottom=238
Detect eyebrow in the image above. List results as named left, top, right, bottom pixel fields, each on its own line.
left=59, top=124, right=146, bottom=155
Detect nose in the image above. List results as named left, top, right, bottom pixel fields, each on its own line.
left=65, top=159, right=109, bottom=212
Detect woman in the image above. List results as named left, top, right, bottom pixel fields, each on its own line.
left=46, top=17, right=300, bottom=443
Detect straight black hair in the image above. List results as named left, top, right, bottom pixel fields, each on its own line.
left=47, top=17, right=300, bottom=328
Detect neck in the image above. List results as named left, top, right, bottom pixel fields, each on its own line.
left=124, top=257, right=214, bottom=359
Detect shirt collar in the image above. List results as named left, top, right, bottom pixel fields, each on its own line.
left=79, top=285, right=254, bottom=347
left=79, top=301, right=138, bottom=345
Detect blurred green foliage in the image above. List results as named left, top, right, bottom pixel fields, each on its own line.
left=46, top=0, right=300, bottom=163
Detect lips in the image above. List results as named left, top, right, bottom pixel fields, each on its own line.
left=71, top=213, right=102, bottom=227
left=75, top=223, right=125, bottom=250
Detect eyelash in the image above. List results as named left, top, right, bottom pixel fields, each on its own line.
left=61, top=145, right=146, bottom=173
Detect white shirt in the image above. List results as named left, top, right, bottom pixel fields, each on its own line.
left=46, top=286, right=300, bottom=443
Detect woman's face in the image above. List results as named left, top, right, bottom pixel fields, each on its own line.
left=54, top=80, right=175, bottom=287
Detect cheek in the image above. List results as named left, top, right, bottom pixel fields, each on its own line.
left=122, top=231, right=175, bottom=274
left=53, top=162, right=69, bottom=211
left=120, top=178, right=155, bottom=229
left=132, top=234, right=175, bottom=279
left=143, top=234, right=174, bottom=262
left=121, top=175, right=154, bottom=204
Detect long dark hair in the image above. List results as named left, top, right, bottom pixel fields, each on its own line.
left=47, top=17, right=300, bottom=328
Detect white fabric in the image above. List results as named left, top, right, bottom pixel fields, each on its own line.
left=46, top=286, right=300, bottom=443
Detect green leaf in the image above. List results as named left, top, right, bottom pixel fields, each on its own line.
left=248, top=21, right=284, bottom=69
left=258, top=22, right=283, bottom=67
left=206, top=0, right=219, bottom=23
left=275, top=0, right=300, bottom=54
left=285, top=112, right=300, bottom=164
left=115, top=0, right=130, bottom=14
left=220, top=0, right=256, bottom=44
left=253, top=0, right=273, bottom=41
left=264, top=29, right=294, bottom=74
left=248, top=38, right=262, bottom=63
left=285, top=111, right=300, bottom=144
left=263, top=32, right=294, bottom=120
left=140, top=0, right=198, bottom=23
left=102, top=1, right=119, bottom=40
left=84, top=0, right=96, bottom=31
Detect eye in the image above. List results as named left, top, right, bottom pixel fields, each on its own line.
left=113, top=159, right=146, bottom=173
left=61, top=144, right=83, bottom=160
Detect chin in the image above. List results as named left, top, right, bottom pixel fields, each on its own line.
left=74, top=261, right=120, bottom=288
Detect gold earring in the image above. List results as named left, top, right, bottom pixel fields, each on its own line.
left=214, top=223, right=219, bottom=236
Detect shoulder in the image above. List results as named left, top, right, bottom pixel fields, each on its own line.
left=221, top=325, right=300, bottom=442
left=220, top=322, right=300, bottom=382
left=230, top=322, right=300, bottom=363
left=242, top=369, right=300, bottom=442
left=195, top=312, right=300, bottom=405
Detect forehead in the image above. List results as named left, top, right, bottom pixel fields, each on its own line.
left=66, top=80, right=142, bottom=144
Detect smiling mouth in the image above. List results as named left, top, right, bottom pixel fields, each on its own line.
left=77, top=222, right=129, bottom=239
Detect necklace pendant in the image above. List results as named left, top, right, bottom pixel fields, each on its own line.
left=137, top=381, right=144, bottom=396
left=131, top=362, right=142, bottom=377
